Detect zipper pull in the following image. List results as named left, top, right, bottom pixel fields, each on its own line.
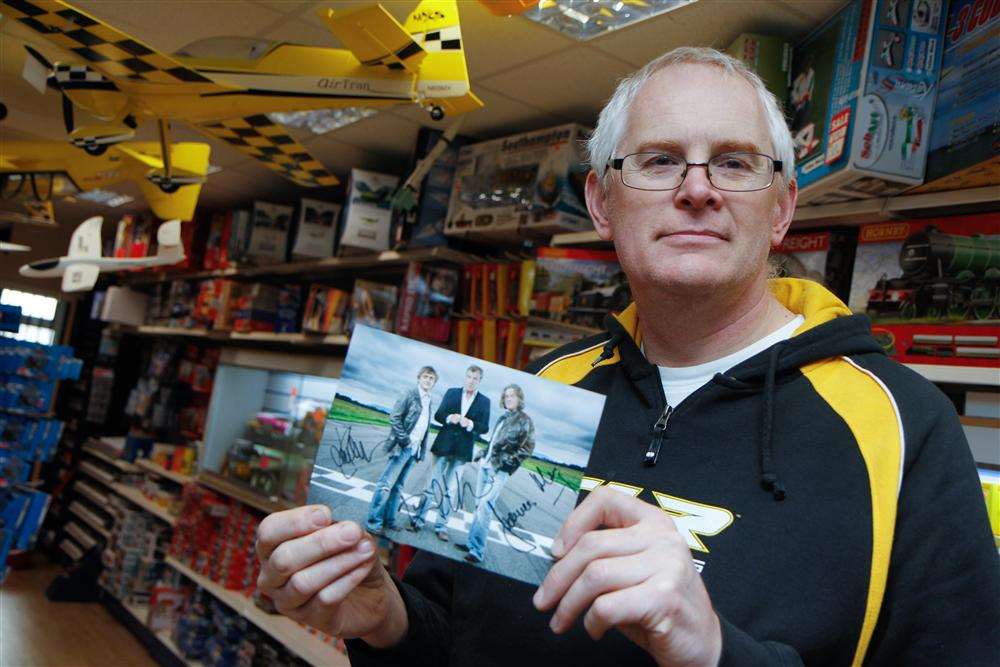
left=644, top=404, right=673, bottom=467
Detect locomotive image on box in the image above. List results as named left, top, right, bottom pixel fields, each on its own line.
left=769, top=229, right=857, bottom=302
left=848, top=213, right=1000, bottom=367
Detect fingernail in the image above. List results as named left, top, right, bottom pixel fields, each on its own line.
left=549, top=615, right=560, bottom=632
left=311, top=506, right=330, bottom=527
left=358, top=540, right=374, bottom=554
left=532, top=586, right=546, bottom=608
left=340, top=522, right=361, bottom=542
left=551, top=538, right=564, bottom=558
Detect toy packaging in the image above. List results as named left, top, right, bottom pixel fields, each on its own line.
left=229, top=283, right=280, bottom=333
left=395, top=262, right=460, bottom=342
left=393, top=127, right=471, bottom=249
left=790, top=0, right=947, bottom=205
left=202, top=212, right=232, bottom=270
left=522, top=247, right=630, bottom=329
left=770, top=229, right=858, bottom=302
left=911, top=0, right=1000, bottom=193
left=349, top=279, right=398, bottom=332
left=275, top=285, right=302, bottom=334
left=979, top=465, right=1000, bottom=548
left=291, top=198, right=341, bottom=260
left=339, top=169, right=399, bottom=255
left=113, top=214, right=154, bottom=259
left=725, top=33, right=791, bottom=106
left=847, top=213, right=1000, bottom=367
left=1, top=305, right=22, bottom=333
left=227, top=209, right=253, bottom=265
left=193, top=280, right=236, bottom=331
left=246, top=201, right=293, bottom=264
left=444, top=124, right=592, bottom=239
left=302, top=285, right=350, bottom=335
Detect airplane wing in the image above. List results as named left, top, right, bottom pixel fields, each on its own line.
left=0, top=0, right=215, bottom=86
left=320, top=4, right=427, bottom=74
left=196, top=115, right=339, bottom=188
left=62, top=264, right=99, bottom=291
left=67, top=215, right=102, bottom=258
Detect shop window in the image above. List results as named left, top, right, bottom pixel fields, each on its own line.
left=1, top=288, right=63, bottom=344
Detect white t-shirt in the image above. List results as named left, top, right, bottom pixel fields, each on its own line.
left=408, top=390, right=432, bottom=451
left=652, top=315, right=804, bottom=408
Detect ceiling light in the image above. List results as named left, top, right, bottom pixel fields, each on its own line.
left=526, top=0, right=697, bottom=40
left=207, top=164, right=223, bottom=175
left=268, top=108, right=378, bottom=135
left=76, top=189, right=134, bottom=207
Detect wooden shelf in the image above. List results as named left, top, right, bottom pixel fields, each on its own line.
left=65, top=521, right=99, bottom=550
left=197, top=471, right=294, bottom=514
left=83, top=441, right=140, bottom=473
left=905, top=364, right=999, bottom=387
left=165, top=556, right=348, bottom=667
left=110, top=483, right=178, bottom=526
left=123, top=246, right=481, bottom=286
left=120, top=326, right=350, bottom=350
left=74, top=480, right=110, bottom=507
left=526, top=316, right=602, bottom=336
left=109, top=591, right=203, bottom=667
left=78, top=461, right=117, bottom=488
left=59, top=538, right=83, bottom=561
left=136, top=459, right=195, bottom=486
left=68, top=501, right=111, bottom=538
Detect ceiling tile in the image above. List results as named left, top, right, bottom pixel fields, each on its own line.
left=303, top=133, right=404, bottom=177
left=318, top=113, right=419, bottom=160
left=260, top=17, right=338, bottom=47
left=479, top=46, right=631, bottom=126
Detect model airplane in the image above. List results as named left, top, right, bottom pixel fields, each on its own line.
left=0, top=241, right=31, bottom=252
left=19, top=216, right=184, bottom=292
left=3, top=0, right=483, bottom=190
left=0, top=141, right=209, bottom=222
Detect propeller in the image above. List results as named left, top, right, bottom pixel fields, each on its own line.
left=23, top=45, right=74, bottom=134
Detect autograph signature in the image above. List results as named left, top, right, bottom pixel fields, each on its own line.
left=490, top=498, right=539, bottom=554
left=327, top=426, right=374, bottom=478
left=527, top=467, right=572, bottom=506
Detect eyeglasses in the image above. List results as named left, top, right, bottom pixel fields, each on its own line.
left=607, top=152, right=783, bottom=192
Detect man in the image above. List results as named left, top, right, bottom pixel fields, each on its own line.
left=255, top=47, right=999, bottom=666
left=460, top=383, right=535, bottom=564
left=409, top=365, right=490, bottom=541
left=364, top=366, right=438, bottom=533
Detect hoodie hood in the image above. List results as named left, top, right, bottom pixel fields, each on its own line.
left=597, top=278, right=886, bottom=500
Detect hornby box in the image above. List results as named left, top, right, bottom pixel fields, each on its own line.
left=909, top=0, right=1000, bottom=193
left=791, top=0, right=947, bottom=205
left=247, top=201, right=293, bottom=264
left=725, top=33, right=791, bottom=107
left=291, top=198, right=341, bottom=260
left=847, top=214, right=1000, bottom=367
left=769, top=229, right=857, bottom=302
left=339, top=169, right=399, bottom=255
left=444, top=124, right=591, bottom=239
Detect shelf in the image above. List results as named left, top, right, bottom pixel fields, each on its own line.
left=120, top=326, right=350, bottom=350
left=83, top=441, right=140, bottom=473
left=110, top=483, right=178, bottom=526
left=550, top=186, right=1000, bottom=246
left=526, top=316, right=602, bottom=336
left=905, top=364, right=999, bottom=387
left=123, top=246, right=481, bottom=286
left=165, top=556, right=348, bottom=667
left=74, top=480, right=110, bottom=507
left=65, top=521, right=99, bottom=550
left=136, top=459, right=195, bottom=486
left=59, top=538, right=83, bottom=561
left=197, top=471, right=294, bottom=515
left=79, top=461, right=118, bottom=487
left=68, top=501, right=111, bottom=538
left=0, top=406, right=54, bottom=419
left=103, top=585, right=202, bottom=667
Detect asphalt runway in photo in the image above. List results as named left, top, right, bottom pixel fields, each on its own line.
left=310, top=420, right=579, bottom=585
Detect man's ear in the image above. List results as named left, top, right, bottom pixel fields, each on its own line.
left=770, top=178, right=798, bottom=247
left=585, top=170, right=615, bottom=242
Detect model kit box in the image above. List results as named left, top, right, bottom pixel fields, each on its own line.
left=302, top=285, right=350, bottom=335
left=444, top=124, right=592, bottom=239
left=291, top=198, right=341, bottom=260
left=769, top=229, right=857, bottom=302
left=910, top=0, right=1000, bottom=193
left=521, top=247, right=629, bottom=329
left=349, top=279, right=398, bottom=332
left=246, top=201, right=293, bottom=264
left=203, top=212, right=232, bottom=270
left=395, top=262, right=460, bottom=343
left=339, top=169, right=399, bottom=255
left=790, top=0, right=947, bottom=205
left=725, top=33, right=791, bottom=107
left=847, top=213, right=1000, bottom=367
left=230, top=283, right=280, bottom=333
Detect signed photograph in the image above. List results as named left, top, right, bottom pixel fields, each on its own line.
left=307, top=325, right=605, bottom=585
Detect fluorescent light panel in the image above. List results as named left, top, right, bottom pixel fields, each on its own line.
left=526, top=0, right=698, bottom=40
left=268, top=108, right=378, bottom=135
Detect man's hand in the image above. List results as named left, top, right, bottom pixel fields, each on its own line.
left=256, top=505, right=408, bottom=648
left=532, top=487, right=722, bottom=667
left=446, top=414, right=461, bottom=425
left=460, top=416, right=473, bottom=431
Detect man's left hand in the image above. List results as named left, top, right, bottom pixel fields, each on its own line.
left=460, top=416, right=473, bottom=431
left=533, top=487, right=722, bottom=667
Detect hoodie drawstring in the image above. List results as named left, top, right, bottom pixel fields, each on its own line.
left=591, top=331, right=624, bottom=367
left=760, top=343, right=786, bottom=501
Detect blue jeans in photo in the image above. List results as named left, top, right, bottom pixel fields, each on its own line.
left=412, top=455, right=463, bottom=531
left=366, top=447, right=418, bottom=532
left=465, top=465, right=510, bottom=562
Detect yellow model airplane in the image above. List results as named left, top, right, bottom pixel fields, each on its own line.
left=0, top=140, right=209, bottom=222
left=3, top=0, right=483, bottom=190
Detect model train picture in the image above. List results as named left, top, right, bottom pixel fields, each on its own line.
left=866, top=226, right=1000, bottom=321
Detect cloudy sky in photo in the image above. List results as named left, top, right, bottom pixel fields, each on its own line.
left=335, top=325, right=606, bottom=468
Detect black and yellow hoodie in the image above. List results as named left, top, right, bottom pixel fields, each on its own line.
left=348, top=278, right=1000, bottom=666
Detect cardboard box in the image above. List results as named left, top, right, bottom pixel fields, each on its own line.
left=349, top=279, right=398, bottom=332
left=444, top=124, right=592, bottom=239
left=229, top=283, right=280, bottom=333
left=339, top=169, right=399, bottom=254
left=909, top=0, right=1000, bottom=193
left=726, top=33, right=791, bottom=107
left=203, top=212, right=232, bottom=270
left=246, top=201, right=293, bottom=264
left=302, top=285, right=350, bottom=335
left=848, top=213, right=1000, bottom=367
left=770, top=229, right=857, bottom=302
left=395, top=262, right=459, bottom=342
left=523, top=247, right=629, bottom=329
left=790, top=0, right=947, bottom=205
left=99, top=286, right=149, bottom=327
left=291, top=198, right=341, bottom=260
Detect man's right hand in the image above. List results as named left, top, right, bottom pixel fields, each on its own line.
left=256, top=505, right=409, bottom=648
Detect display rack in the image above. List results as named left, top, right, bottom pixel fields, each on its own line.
left=905, top=364, right=999, bottom=387
left=196, top=471, right=294, bottom=515
left=83, top=441, right=140, bottom=473
left=110, top=483, right=178, bottom=526
left=165, top=556, right=348, bottom=667
left=136, top=459, right=195, bottom=486
left=117, top=325, right=350, bottom=351
left=101, top=586, right=193, bottom=667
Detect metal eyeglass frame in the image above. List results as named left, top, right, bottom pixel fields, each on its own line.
left=607, top=152, right=783, bottom=192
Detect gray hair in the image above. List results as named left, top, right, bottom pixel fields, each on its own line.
left=587, top=47, right=795, bottom=190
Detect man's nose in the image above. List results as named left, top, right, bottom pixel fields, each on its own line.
left=674, top=164, right=720, bottom=211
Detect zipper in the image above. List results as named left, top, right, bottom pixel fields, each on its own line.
left=643, top=403, right=673, bottom=467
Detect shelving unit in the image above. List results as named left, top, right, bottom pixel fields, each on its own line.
left=165, top=556, right=348, bottom=667
left=67, top=501, right=112, bottom=539
left=103, top=587, right=199, bottom=667
left=83, top=441, right=140, bottom=473
left=117, top=325, right=351, bottom=351
left=110, top=483, right=178, bottom=526
left=136, top=459, right=195, bottom=486
left=905, top=364, right=999, bottom=387
left=196, top=471, right=294, bottom=515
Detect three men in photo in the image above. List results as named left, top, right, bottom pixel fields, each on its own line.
left=365, top=366, right=438, bottom=532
